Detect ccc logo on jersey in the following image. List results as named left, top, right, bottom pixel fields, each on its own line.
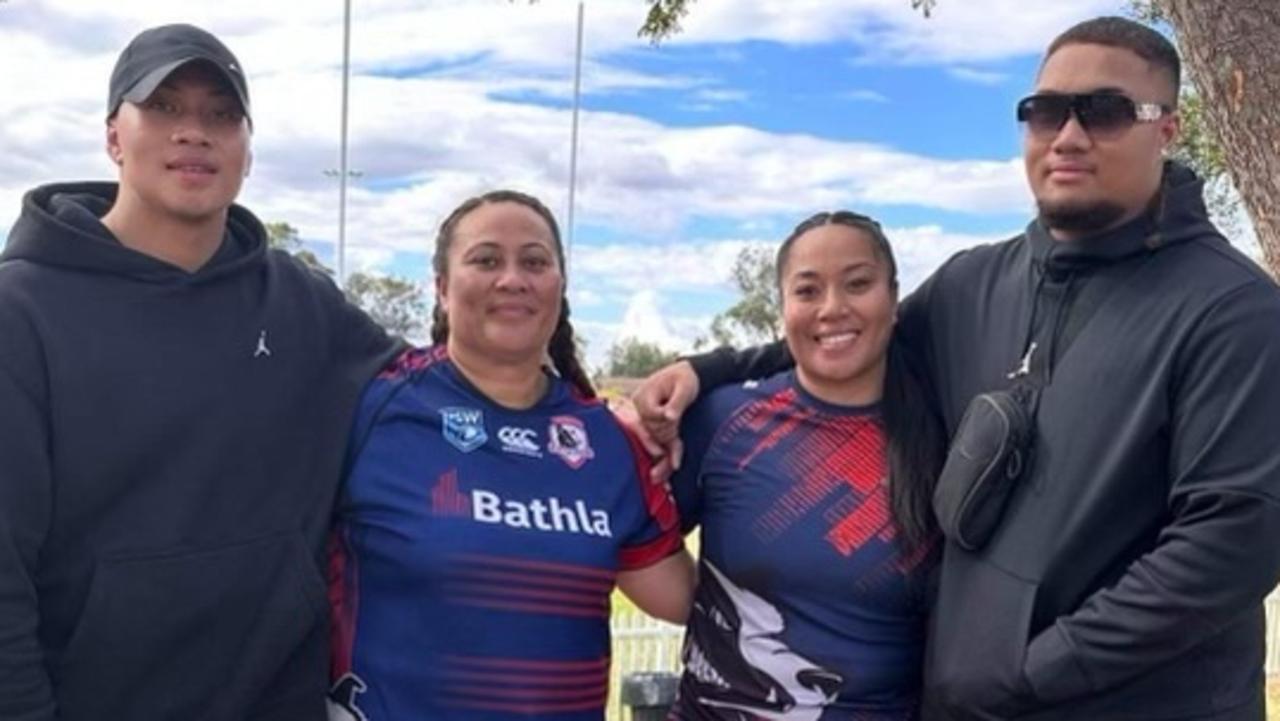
left=498, top=426, right=542, bottom=457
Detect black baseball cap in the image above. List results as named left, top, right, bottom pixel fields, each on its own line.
left=108, top=24, right=250, bottom=121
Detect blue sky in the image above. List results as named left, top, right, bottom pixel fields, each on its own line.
left=8, top=0, right=1237, bottom=369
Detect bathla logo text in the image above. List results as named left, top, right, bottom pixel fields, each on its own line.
left=472, top=489, right=611, bottom=537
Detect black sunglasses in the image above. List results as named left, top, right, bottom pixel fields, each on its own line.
left=1016, top=93, right=1170, bottom=138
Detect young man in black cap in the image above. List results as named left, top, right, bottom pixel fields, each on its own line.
left=634, top=16, right=1280, bottom=721
left=0, top=24, right=400, bottom=721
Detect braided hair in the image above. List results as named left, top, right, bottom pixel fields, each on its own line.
left=429, top=189, right=595, bottom=399
left=774, top=211, right=945, bottom=551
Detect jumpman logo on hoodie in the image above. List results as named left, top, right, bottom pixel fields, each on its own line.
left=254, top=330, right=272, bottom=358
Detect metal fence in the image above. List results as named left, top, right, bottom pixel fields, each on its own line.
left=607, top=590, right=1280, bottom=720
left=1267, top=592, right=1280, bottom=675
left=608, top=608, right=684, bottom=720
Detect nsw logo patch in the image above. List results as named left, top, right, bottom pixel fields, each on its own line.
left=440, top=407, right=487, bottom=453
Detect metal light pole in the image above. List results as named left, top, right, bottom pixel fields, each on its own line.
left=337, top=0, right=353, bottom=288
left=566, top=0, right=584, bottom=271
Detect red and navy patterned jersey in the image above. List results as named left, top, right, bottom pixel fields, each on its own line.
left=669, top=370, right=936, bottom=721
left=328, top=346, right=682, bottom=721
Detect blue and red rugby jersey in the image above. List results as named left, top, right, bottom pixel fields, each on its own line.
left=328, top=346, right=682, bottom=721
left=669, top=369, right=937, bottom=721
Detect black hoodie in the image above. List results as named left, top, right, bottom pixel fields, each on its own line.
left=0, top=183, right=400, bottom=721
left=690, top=164, right=1280, bottom=720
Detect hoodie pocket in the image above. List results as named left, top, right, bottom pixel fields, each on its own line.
left=57, top=531, right=327, bottom=721
left=926, top=549, right=1038, bottom=718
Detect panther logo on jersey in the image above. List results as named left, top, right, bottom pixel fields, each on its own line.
left=547, top=415, right=594, bottom=469
left=328, top=673, right=370, bottom=721
left=440, top=407, right=487, bottom=453
left=683, top=561, right=842, bottom=720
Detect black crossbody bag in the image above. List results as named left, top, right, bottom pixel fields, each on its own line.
left=932, top=260, right=1145, bottom=552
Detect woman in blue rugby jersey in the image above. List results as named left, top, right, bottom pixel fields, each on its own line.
left=327, top=190, right=695, bottom=721
left=665, top=212, right=946, bottom=721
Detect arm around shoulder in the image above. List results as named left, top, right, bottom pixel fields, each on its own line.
left=685, top=341, right=792, bottom=392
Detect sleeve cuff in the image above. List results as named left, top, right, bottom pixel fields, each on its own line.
left=619, top=533, right=683, bottom=571
left=683, top=347, right=733, bottom=390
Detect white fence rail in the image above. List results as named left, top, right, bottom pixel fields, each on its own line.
left=608, top=591, right=1280, bottom=719
left=1267, top=592, right=1280, bottom=675
left=609, top=609, right=683, bottom=720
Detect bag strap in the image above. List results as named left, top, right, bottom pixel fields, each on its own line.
left=1054, top=253, right=1151, bottom=367
left=1010, top=253, right=1152, bottom=412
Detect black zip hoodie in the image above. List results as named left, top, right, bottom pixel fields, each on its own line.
left=0, top=182, right=400, bottom=721
left=690, top=163, right=1280, bottom=720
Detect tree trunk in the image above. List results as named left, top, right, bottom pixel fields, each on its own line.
left=1157, top=0, right=1280, bottom=278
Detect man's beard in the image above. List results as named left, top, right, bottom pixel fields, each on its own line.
left=1037, top=198, right=1127, bottom=236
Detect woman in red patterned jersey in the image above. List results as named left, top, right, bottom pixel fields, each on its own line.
left=661, top=211, right=947, bottom=721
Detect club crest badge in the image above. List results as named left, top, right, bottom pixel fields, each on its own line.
left=547, top=415, right=594, bottom=469
left=440, top=407, right=487, bottom=453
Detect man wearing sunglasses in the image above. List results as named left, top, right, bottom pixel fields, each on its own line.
left=633, top=15, right=1280, bottom=721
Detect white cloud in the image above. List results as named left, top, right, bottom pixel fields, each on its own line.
left=574, top=298, right=715, bottom=373
left=886, top=224, right=1015, bottom=291
left=31, top=0, right=1115, bottom=74
left=157, top=72, right=1031, bottom=254
left=456, top=60, right=709, bottom=101
left=571, top=240, right=765, bottom=292
left=618, top=290, right=685, bottom=349
left=0, top=0, right=1124, bottom=362
left=694, top=88, right=750, bottom=104
left=346, top=245, right=398, bottom=275
left=568, top=221, right=1012, bottom=372
left=672, top=0, right=1123, bottom=65
left=2, top=0, right=1077, bottom=238
left=569, top=287, right=607, bottom=308
left=572, top=224, right=1007, bottom=297
left=859, top=157, right=1030, bottom=214
left=946, top=66, right=1009, bottom=85
left=840, top=89, right=891, bottom=103
left=3, top=1, right=1126, bottom=116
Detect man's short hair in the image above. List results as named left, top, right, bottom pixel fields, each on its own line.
left=1045, top=16, right=1181, bottom=106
